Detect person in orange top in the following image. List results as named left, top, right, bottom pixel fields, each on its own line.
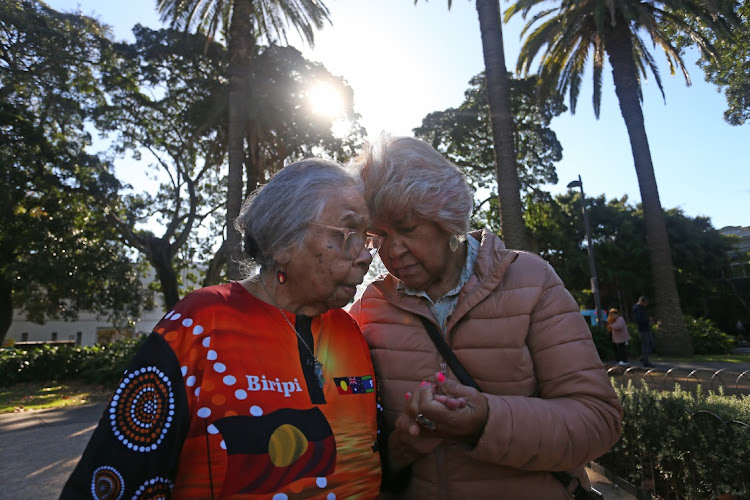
left=61, top=159, right=384, bottom=499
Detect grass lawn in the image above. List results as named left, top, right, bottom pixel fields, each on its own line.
left=0, top=381, right=111, bottom=414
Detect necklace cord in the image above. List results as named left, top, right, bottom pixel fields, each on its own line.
left=259, top=273, right=319, bottom=360
left=258, top=273, right=326, bottom=390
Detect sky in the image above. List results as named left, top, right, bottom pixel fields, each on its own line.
left=47, top=0, right=750, bottom=230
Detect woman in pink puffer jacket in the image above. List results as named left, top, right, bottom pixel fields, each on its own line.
left=348, top=135, right=623, bottom=500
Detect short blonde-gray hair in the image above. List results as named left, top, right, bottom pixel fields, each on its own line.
left=350, top=134, right=472, bottom=235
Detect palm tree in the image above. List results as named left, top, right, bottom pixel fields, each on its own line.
left=476, top=0, right=530, bottom=250
left=157, top=0, right=330, bottom=280
left=505, top=0, right=736, bottom=355
left=418, top=0, right=530, bottom=250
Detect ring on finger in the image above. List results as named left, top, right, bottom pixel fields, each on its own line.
left=415, top=413, right=436, bottom=431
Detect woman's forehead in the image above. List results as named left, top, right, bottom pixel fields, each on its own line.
left=321, top=186, right=368, bottom=224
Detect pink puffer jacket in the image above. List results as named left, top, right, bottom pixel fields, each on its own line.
left=349, top=229, right=623, bottom=500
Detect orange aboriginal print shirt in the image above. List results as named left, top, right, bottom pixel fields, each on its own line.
left=60, top=282, right=382, bottom=500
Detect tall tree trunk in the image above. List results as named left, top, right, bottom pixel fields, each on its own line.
left=225, top=0, right=255, bottom=280
left=0, top=275, right=12, bottom=346
left=141, top=236, right=181, bottom=310
left=606, top=24, right=692, bottom=356
left=475, top=0, right=530, bottom=250
left=204, top=241, right=228, bottom=287
left=245, top=124, right=260, bottom=197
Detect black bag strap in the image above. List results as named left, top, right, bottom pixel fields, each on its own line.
left=419, top=316, right=481, bottom=391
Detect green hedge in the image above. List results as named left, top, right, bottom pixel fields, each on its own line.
left=0, top=336, right=146, bottom=387
left=684, top=316, right=736, bottom=355
left=598, top=382, right=750, bottom=499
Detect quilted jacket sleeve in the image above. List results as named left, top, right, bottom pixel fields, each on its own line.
left=465, top=260, right=623, bottom=471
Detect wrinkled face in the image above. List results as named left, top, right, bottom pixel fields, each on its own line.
left=281, top=186, right=373, bottom=315
left=371, top=212, right=454, bottom=295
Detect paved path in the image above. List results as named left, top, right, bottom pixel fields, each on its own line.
left=0, top=403, right=105, bottom=499
left=0, top=401, right=636, bottom=499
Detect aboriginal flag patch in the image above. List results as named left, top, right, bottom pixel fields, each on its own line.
left=213, top=407, right=336, bottom=496
left=334, top=375, right=375, bottom=395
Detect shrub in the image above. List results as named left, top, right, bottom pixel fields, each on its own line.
left=77, top=336, right=148, bottom=385
left=597, top=382, right=750, bottom=499
left=589, top=324, right=613, bottom=361
left=0, top=336, right=146, bottom=387
left=685, top=316, right=736, bottom=355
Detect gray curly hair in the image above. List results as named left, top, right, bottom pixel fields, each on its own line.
left=234, top=158, right=358, bottom=269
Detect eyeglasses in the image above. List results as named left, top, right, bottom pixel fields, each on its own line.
left=310, top=223, right=384, bottom=258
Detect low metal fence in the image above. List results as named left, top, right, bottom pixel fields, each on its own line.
left=608, top=365, right=750, bottom=397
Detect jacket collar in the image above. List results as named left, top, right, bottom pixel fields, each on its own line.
left=371, top=228, right=519, bottom=332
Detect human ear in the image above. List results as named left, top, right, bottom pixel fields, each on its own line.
left=274, top=247, right=292, bottom=267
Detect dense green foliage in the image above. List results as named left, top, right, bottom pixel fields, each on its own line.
left=667, top=0, right=749, bottom=125
left=518, top=192, right=741, bottom=334
left=1, top=1, right=366, bottom=338
left=95, top=26, right=230, bottom=308
left=598, top=382, right=750, bottom=498
left=0, top=336, right=146, bottom=387
left=0, top=0, right=145, bottom=345
left=685, top=316, right=737, bottom=355
left=157, top=0, right=332, bottom=280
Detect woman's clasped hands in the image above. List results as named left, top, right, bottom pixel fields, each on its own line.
left=395, top=372, right=489, bottom=453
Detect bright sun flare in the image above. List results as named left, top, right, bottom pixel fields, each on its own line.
left=308, top=83, right=345, bottom=118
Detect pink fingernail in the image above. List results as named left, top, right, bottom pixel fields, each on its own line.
left=436, top=372, right=446, bottom=383
left=405, top=392, right=411, bottom=400
left=420, top=381, right=430, bottom=388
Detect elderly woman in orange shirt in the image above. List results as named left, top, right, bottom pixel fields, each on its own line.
left=62, top=159, right=383, bottom=499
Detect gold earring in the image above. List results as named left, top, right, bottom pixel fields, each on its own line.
left=449, top=235, right=460, bottom=252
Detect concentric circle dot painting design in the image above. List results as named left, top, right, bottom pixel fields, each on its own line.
left=133, top=477, right=173, bottom=498
left=91, top=465, right=124, bottom=500
left=109, top=366, right=175, bottom=452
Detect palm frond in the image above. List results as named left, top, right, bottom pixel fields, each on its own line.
left=518, top=7, right=560, bottom=39
left=632, top=35, right=665, bottom=101
left=156, top=0, right=330, bottom=46
left=517, top=15, right=565, bottom=75
left=560, top=38, right=590, bottom=113
left=593, top=34, right=605, bottom=117
left=507, top=0, right=737, bottom=118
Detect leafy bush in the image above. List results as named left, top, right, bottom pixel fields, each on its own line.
left=589, top=324, right=613, bottom=361
left=598, top=382, right=750, bottom=499
left=0, top=336, right=146, bottom=387
left=685, top=316, right=736, bottom=355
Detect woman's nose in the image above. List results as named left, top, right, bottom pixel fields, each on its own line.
left=384, top=236, right=407, bottom=259
left=353, top=244, right=374, bottom=266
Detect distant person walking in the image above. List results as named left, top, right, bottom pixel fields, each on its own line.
left=632, top=296, right=654, bottom=368
left=607, top=308, right=630, bottom=365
